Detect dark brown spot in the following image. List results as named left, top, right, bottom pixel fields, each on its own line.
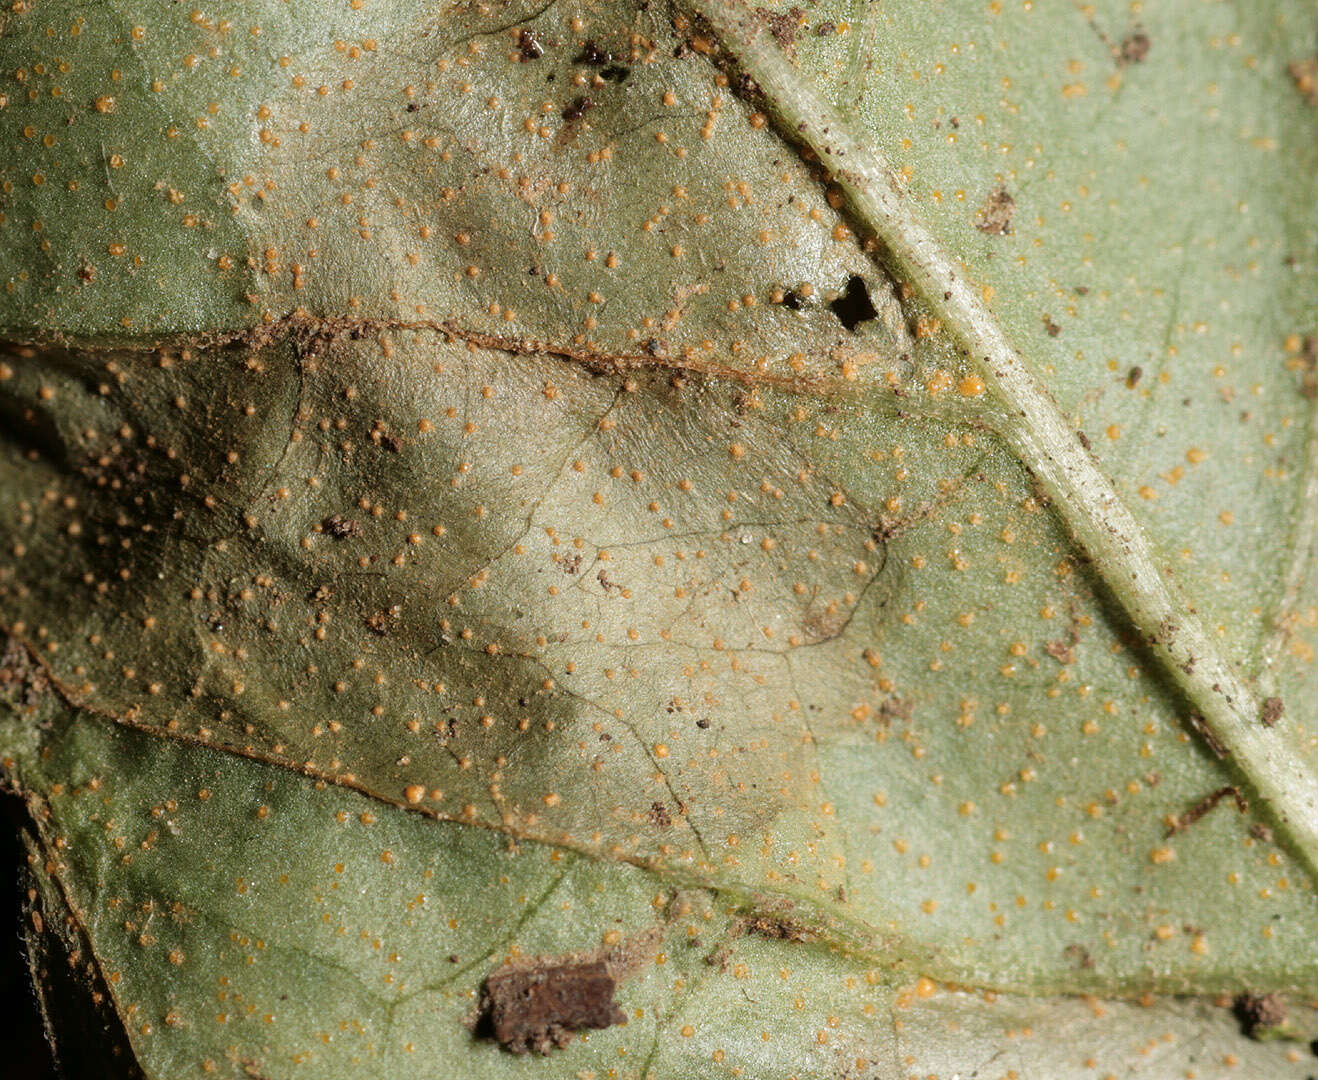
left=477, top=961, right=625, bottom=1055
left=575, top=40, right=611, bottom=66
left=1233, top=993, right=1287, bottom=1039
left=516, top=29, right=544, bottom=61
left=1294, top=335, right=1318, bottom=398
left=1126, top=365, right=1143, bottom=388
left=647, top=801, right=671, bottom=828
left=1042, top=314, right=1062, bottom=337
left=322, top=514, right=361, bottom=539
left=1120, top=31, right=1151, bottom=65
left=561, top=96, right=594, bottom=122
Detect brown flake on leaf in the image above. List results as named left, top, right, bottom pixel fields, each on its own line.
left=515, top=29, right=544, bottom=62
left=1185, top=711, right=1228, bottom=759
left=1233, top=992, right=1288, bottom=1039
left=474, top=926, right=662, bottom=1055
left=1290, top=58, right=1318, bottom=105
left=975, top=185, right=1016, bottom=235
left=575, top=40, right=611, bottom=66
left=755, top=6, right=804, bottom=50
left=478, top=960, right=625, bottom=1055
left=321, top=514, right=361, bottom=539
left=560, top=96, right=594, bottom=122
left=1164, top=785, right=1246, bottom=838
left=1259, top=696, right=1284, bottom=727
left=742, top=915, right=818, bottom=943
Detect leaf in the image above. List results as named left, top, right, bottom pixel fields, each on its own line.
left=1, top=0, right=1317, bottom=1076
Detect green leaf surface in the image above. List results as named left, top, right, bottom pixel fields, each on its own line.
left=1, top=0, right=1316, bottom=1075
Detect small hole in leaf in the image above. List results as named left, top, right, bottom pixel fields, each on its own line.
left=829, top=275, right=879, bottom=332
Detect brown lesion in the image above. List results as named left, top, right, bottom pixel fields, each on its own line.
left=234, top=312, right=858, bottom=398
left=1043, top=596, right=1085, bottom=667
left=876, top=696, right=912, bottom=725
left=9, top=309, right=881, bottom=404
left=1083, top=17, right=1151, bottom=70
left=800, top=593, right=848, bottom=643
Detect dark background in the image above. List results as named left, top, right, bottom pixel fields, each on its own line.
left=3, top=797, right=59, bottom=1080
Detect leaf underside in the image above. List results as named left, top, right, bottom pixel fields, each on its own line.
left=1, top=0, right=1316, bottom=1076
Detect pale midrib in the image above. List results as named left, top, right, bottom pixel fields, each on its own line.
left=691, top=0, right=1318, bottom=882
